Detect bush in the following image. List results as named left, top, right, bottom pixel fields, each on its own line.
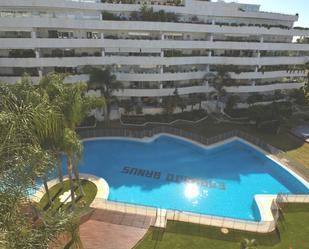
left=225, top=108, right=249, bottom=118
left=259, top=120, right=281, bottom=134
left=248, top=102, right=292, bottom=134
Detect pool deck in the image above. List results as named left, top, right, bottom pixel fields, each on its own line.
left=80, top=209, right=153, bottom=249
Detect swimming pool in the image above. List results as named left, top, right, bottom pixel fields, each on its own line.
left=75, top=135, right=309, bottom=221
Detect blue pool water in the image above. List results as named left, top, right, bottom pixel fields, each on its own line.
left=72, top=135, right=309, bottom=221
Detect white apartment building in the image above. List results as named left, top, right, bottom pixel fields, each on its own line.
left=0, top=0, right=308, bottom=112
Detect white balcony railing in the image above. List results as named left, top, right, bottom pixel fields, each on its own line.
left=1, top=17, right=309, bottom=37
left=1, top=56, right=308, bottom=68
left=0, top=0, right=299, bottom=22
left=1, top=71, right=306, bottom=85
left=113, top=83, right=305, bottom=97
left=1, top=38, right=309, bottom=52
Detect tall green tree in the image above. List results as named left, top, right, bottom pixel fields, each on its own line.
left=204, top=66, right=235, bottom=109
left=85, top=66, right=123, bottom=123
left=0, top=80, right=71, bottom=248
left=40, top=73, right=104, bottom=208
left=225, top=95, right=240, bottom=112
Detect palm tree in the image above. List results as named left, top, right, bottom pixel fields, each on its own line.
left=204, top=66, right=235, bottom=110
left=63, top=128, right=82, bottom=210
left=7, top=75, right=64, bottom=206
left=64, top=216, right=84, bottom=249
left=39, top=73, right=104, bottom=208
left=177, top=96, right=187, bottom=113
left=121, top=99, right=134, bottom=115
left=0, top=79, right=71, bottom=247
left=85, top=65, right=123, bottom=123
left=225, top=95, right=240, bottom=112
left=196, top=93, right=207, bottom=110
left=39, top=73, right=68, bottom=189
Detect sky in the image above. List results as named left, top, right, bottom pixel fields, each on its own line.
left=217, top=0, right=309, bottom=27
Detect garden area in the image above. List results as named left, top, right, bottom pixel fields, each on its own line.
left=37, top=179, right=97, bottom=213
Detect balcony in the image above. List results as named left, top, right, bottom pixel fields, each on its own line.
left=113, top=82, right=305, bottom=97
left=1, top=55, right=308, bottom=68
left=1, top=17, right=309, bottom=38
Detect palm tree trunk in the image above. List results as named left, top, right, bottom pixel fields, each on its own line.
left=105, top=101, right=111, bottom=124
left=216, top=94, right=220, bottom=111
left=67, top=155, right=76, bottom=210
left=73, top=156, right=85, bottom=197
left=43, top=175, right=52, bottom=206
left=57, top=154, right=64, bottom=189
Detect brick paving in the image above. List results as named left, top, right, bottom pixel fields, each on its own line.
left=80, top=209, right=154, bottom=249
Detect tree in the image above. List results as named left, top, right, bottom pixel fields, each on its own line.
left=121, top=99, right=134, bottom=115
left=273, top=90, right=284, bottom=101
left=161, top=93, right=178, bottom=117
left=8, top=75, right=64, bottom=206
left=289, top=87, right=309, bottom=106
left=225, top=95, right=240, bottom=111
left=64, top=217, right=84, bottom=249
left=196, top=93, right=207, bottom=110
left=39, top=73, right=104, bottom=208
left=247, top=93, right=264, bottom=106
left=0, top=80, right=71, bottom=248
left=85, top=66, right=123, bottom=123
left=177, top=95, right=187, bottom=113
left=248, top=102, right=292, bottom=134
left=204, top=66, right=235, bottom=110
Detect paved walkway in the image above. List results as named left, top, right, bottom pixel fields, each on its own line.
left=80, top=209, right=154, bottom=249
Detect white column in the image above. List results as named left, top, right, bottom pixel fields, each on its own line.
left=38, top=69, right=43, bottom=78
left=101, top=48, right=105, bottom=57
left=35, top=49, right=40, bottom=58
left=260, top=36, right=264, bottom=43
left=31, top=31, right=36, bottom=39
left=255, top=66, right=259, bottom=72
left=209, top=34, right=213, bottom=42
left=161, top=33, right=165, bottom=40
left=161, top=50, right=164, bottom=57
left=208, top=51, right=212, bottom=57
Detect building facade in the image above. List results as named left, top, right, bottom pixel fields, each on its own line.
left=0, top=0, right=308, bottom=113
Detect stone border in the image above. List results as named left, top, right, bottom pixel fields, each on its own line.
left=84, top=133, right=309, bottom=233
left=31, top=173, right=109, bottom=203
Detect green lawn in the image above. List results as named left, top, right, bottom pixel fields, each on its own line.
left=287, top=143, right=309, bottom=169
left=135, top=204, right=309, bottom=249
left=37, top=179, right=97, bottom=213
